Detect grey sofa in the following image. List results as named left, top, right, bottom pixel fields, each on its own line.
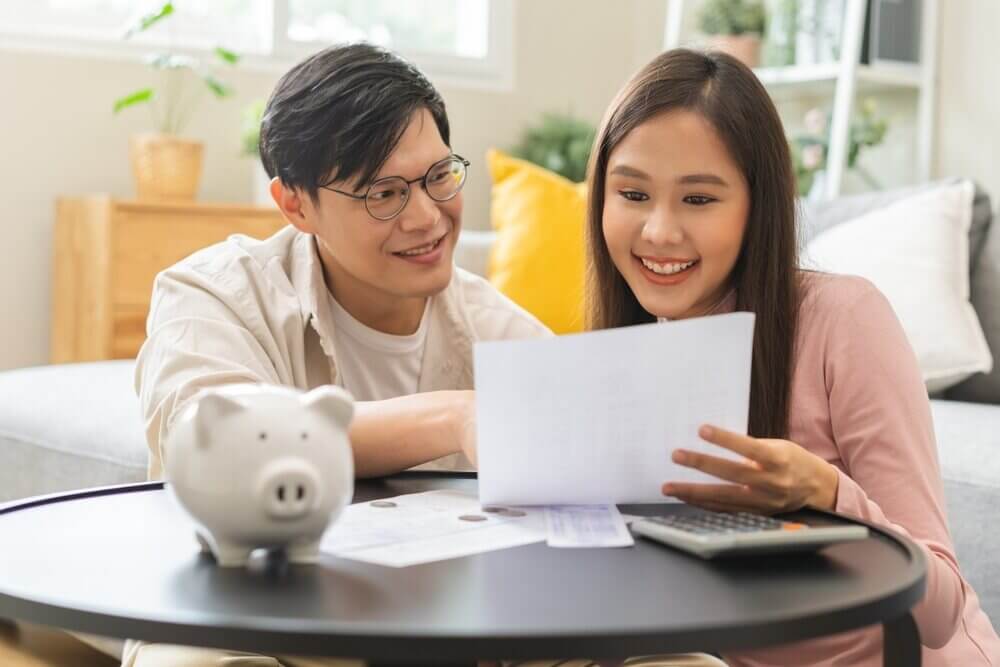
left=0, top=181, right=997, bottom=633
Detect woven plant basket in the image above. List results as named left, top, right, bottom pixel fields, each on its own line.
left=129, top=133, right=204, bottom=201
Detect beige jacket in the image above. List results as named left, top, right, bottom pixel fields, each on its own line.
left=135, top=225, right=549, bottom=480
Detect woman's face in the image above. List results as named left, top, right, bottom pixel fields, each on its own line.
left=602, top=110, right=750, bottom=320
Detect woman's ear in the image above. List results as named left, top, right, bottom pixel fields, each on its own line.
left=271, top=178, right=318, bottom=234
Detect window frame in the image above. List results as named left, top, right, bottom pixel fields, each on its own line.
left=0, top=0, right=515, bottom=91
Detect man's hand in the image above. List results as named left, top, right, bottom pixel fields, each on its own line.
left=452, top=390, right=478, bottom=467
left=662, top=424, right=840, bottom=514
left=350, top=390, right=477, bottom=477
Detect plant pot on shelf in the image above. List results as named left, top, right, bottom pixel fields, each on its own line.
left=129, top=133, right=204, bottom=201
left=707, top=34, right=763, bottom=68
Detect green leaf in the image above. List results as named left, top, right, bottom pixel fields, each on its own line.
left=122, top=2, right=174, bottom=39
left=214, top=47, right=239, bottom=65
left=113, top=88, right=154, bottom=113
left=240, top=99, right=266, bottom=157
left=201, top=73, right=232, bottom=98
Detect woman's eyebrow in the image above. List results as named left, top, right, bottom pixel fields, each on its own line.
left=677, top=173, right=729, bottom=187
left=608, top=164, right=651, bottom=180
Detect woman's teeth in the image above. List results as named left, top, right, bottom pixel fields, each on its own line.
left=640, top=258, right=697, bottom=275
left=397, top=238, right=441, bottom=256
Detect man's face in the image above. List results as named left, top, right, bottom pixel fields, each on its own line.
left=276, top=108, right=462, bottom=331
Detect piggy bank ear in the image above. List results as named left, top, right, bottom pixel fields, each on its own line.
left=194, top=392, right=243, bottom=448
left=302, top=386, right=355, bottom=430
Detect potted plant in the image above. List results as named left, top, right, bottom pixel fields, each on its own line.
left=240, top=99, right=273, bottom=206
left=510, top=112, right=596, bottom=183
left=697, top=0, right=767, bottom=68
left=113, top=2, right=239, bottom=201
left=790, top=100, right=889, bottom=200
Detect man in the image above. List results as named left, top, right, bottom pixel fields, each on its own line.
left=125, top=43, right=548, bottom=667
left=136, top=42, right=549, bottom=482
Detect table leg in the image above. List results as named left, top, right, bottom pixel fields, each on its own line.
left=883, top=611, right=920, bottom=667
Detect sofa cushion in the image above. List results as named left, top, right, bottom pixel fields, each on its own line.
left=0, top=361, right=146, bottom=502
left=486, top=149, right=586, bottom=334
left=798, top=178, right=993, bottom=265
left=930, top=399, right=1000, bottom=622
left=804, top=182, right=992, bottom=392
left=800, top=178, right=1000, bottom=404
left=948, top=219, right=1000, bottom=403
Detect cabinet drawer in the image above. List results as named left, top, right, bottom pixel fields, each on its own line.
left=112, top=305, right=148, bottom=359
left=112, top=211, right=285, bottom=308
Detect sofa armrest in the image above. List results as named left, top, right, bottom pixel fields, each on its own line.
left=455, top=229, right=496, bottom=278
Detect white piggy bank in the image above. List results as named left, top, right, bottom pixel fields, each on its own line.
left=164, top=384, right=355, bottom=567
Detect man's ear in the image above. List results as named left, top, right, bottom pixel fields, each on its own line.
left=271, top=178, right=317, bottom=234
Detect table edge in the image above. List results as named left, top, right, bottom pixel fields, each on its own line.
left=0, top=479, right=928, bottom=659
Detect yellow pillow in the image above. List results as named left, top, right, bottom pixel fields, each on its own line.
left=486, top=149, right=586, bottom=334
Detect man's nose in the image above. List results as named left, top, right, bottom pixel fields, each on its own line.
left=397, top=185, right=440, bottom=232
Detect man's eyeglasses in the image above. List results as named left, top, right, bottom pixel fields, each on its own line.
left=321, top=155, right=470, bottom=221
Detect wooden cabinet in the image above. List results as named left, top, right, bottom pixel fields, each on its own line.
left=51, top=196, right=286, bottom=363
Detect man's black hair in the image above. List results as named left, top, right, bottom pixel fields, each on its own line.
left=259, top=42, right=450, bottom=202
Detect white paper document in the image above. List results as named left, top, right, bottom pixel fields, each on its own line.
left=546, top=505, right=634, bottom=548
left=320, top=490, right=546, bottom=567
left=476, top=312, right=755, bottom=505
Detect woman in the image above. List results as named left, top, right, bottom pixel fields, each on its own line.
left=585, top=48, right=999, bottom=666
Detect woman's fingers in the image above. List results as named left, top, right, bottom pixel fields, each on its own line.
left=671, top=449, right=782, bottom=493
left=698, top=425, right=778, bottom=468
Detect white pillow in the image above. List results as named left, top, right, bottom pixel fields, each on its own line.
left=803, top=181, right=993, bottom=393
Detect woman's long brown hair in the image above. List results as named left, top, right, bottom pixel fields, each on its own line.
left=586, top=49, right=800, bottom=439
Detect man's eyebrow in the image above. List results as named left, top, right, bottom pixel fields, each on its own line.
left=374, top=151, right=453, bottom=182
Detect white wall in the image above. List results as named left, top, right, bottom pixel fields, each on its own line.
left=0, top=0, right=996, bottom=371
left=933, top=0, right=1000, bottom=203
left=0, top=0, right=666, bottom=371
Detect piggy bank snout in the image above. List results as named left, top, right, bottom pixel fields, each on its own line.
left=256, top=459, right=322, bottom=521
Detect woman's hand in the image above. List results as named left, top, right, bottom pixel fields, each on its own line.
left=663, top=425, right=840, bottom=514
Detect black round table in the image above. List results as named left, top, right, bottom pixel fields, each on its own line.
left=0, top=473, right=925, bottom=666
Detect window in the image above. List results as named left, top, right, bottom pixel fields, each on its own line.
left=285, top=0, right=489, bottom=59
left=0, top=0, right=513, bottom=89
left=0, top=1, right=272, bottom=53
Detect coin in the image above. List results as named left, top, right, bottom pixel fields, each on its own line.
left=498, top=509, right=526, bottom=518
left=458, top=514, right=488, bottom=522
left=482, top=507, right=504, bottom=513
left=370, top=501, right=397, bottom=508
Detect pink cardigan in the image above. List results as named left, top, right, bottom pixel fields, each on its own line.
left=718, top=272, right=999, bottom=666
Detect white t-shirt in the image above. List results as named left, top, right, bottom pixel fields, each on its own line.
left=327, top=293, right=429, bottom=402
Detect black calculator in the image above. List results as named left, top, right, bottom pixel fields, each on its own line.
left=631, top=508, right=868, bottom=559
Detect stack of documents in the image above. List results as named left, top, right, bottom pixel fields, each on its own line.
left=320, top=491, right=636, bottom=566
left=321, top=490, right=546, bottom=567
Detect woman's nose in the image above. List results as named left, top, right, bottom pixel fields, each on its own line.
left=640, top=207, right=685, bottom=246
